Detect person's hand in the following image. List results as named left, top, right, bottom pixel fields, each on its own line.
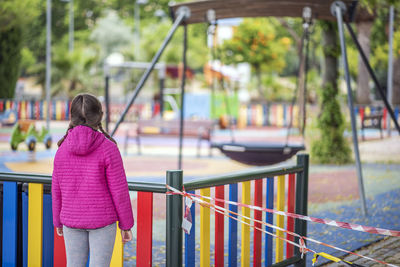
left=56, top=227, right=63, bottom=236
left=121, top=229, right=132, bottom=244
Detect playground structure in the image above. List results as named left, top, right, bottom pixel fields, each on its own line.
left=10, top=120, right=52, bottom=151
left=0, top=154, right=309, bottom=266
left=103, top=61, right=167, bottom=132
left=105, top=0, right=400, bottom=217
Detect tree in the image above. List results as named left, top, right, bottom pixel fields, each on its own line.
left=138, top=21, right=208, bottom=69
left=311, top=21, right=351, bottom=164
left=0, top=0, right=39, bottom=98
left=90, top=10, right=134, bottom=61
left=355, top=19, right=374, bottom=104
left=219, top=18, right=292, bottom=99
left=358, top=0, right=400, bottom=104
left=371, top=29, right=400, bottom=104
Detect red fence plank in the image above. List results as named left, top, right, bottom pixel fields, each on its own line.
left=215, top=186, right=224, bottom=267
left=53, top=228, right=67, bottom=267
left=253, top=179, right=262, bottom=267
left=137, top=191, right=153, bottom=267
left=286, top=173, right=296, bottom=258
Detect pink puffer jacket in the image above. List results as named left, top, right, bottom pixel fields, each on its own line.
left=52, top=125, right=134, bottom=230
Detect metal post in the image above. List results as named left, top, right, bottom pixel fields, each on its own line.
left=111, top=7, right=190, bottom=136
left=45, top=0, right=52, bottom=131
left=333, top=1, right=367, bottom=216
left=207, top=12, right=217, bottom=122
left=345, top=22, right=400, bottom=135
left=387, top=6, right=394, bottom=135
left=134, top=1, right=140, bottom=59
left=178, top=25, right=187, bottom=170
left=302, top=24, right=310, bottom=137
left=105, top=75, right=110, bottom=132
left=69, top=0, right=74, bottom=52
left=159, top=77, right=165, bottom=118
left=159, top=63, right=166, bottom=118
left=294, top=154, right=309, bottom=267
left=166, top=170, right=183, bottom=267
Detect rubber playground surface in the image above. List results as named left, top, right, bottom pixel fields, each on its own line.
left=0, top=121, right=399, bottom=266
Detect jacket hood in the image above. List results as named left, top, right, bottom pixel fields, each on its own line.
left=65, top=125, right=105, bottom=155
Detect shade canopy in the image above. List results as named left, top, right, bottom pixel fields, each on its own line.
left=169, top=0, right=374, bottom=24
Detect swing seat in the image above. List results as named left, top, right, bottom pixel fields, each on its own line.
left=211, top=142, right=305, bottom=166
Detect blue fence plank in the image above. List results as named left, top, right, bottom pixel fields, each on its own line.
left=65, top=100, right=70, bottom=120
left=263, top=104, right=268, bottom=126
left=228, top=183, right=238, bottom=267
left=43, top=194, right=54, bottom=267
left=184, top=190, right=196, bottom=267
left=52, top=101, right=56, bottom=120
left=265, top=177, right=274, bottom=267
left=2, top=182, right=18, bottom=267
left=22, top=191, right=28, bottom=267
left=283, top=104, right=287, bottom=127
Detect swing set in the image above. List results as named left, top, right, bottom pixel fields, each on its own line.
left=109, top=0, right=400, bottom=216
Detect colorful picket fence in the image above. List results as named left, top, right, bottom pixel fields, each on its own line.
left=0, top=99, right=154, bottom=122
left=238, top=103, right=300, bottom=128
left=0, top=156, right=309, bottom=266
left=2, top=99, right=399, bottom=130
left=183, top=154, right=309, bottom=267
left=0, top=100, right=71, bottom=121
left=0, top=172, right=168, bottom=267
left=239, top=104, right=400, bottom=128
left=355, top=105, right=400, bottom=130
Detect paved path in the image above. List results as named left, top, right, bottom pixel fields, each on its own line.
left=323, top=237, right=400, bottom=266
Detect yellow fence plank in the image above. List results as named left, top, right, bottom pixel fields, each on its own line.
left=110, top=224, right=123, bottom=267
left=28, top=183, right=43, bottom=267
left=241, top=181, right=251, bottom=267
left=200, top=188, right=210, bottom=267
left=275, top=175, right=285, bottom=262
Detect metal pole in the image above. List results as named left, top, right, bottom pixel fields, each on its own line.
left=159, top=77, right=165, bottom=118
left=45, top=0, right=52, bottom=131
left=208, top=22, right=217, bottom=122
left=178, top=24, right=188, bottom=170
left=105, top=75, right=110, bottom=132
left=166, top=170, right=183, bottom=267
left=334, top=2, right=367, bottom=216
left=111, top=9, right=190, bottom=136
left=134, top=1, right=140, bottom=59
left=387, top=5, right=394, bottom=135
left=69, top=0, right=74, bottom=52
left=294, top=154, right=309, bottom=267
left=345, top=22, right=400, bottom=135
left=286, top=24, right=307, bottom=146
left=302, top=24, right=310, bottom=137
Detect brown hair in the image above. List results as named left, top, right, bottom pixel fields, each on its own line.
left=57, top=93, right=116, bottom=146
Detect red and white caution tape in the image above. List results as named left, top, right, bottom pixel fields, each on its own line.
left=178, top=189, right=400, bottom=237
left=166, top=185, right=400, bottom=267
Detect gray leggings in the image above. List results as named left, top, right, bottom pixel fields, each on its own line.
left=63, top=223, right=117, bottom=267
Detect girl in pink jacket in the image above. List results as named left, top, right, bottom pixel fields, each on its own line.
left=52, top=93, right=134, bottom=266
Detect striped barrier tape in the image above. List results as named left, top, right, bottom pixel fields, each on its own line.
left=313, top=252, right=365, bottom=267
left=179, top=189, right=400, bottom=237
left=167, top=186, right=314, bottom=255
left=166, top=185, right=400, bottom=267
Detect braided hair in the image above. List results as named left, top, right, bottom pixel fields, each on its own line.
left=58, top=93, right=116, bottom=146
